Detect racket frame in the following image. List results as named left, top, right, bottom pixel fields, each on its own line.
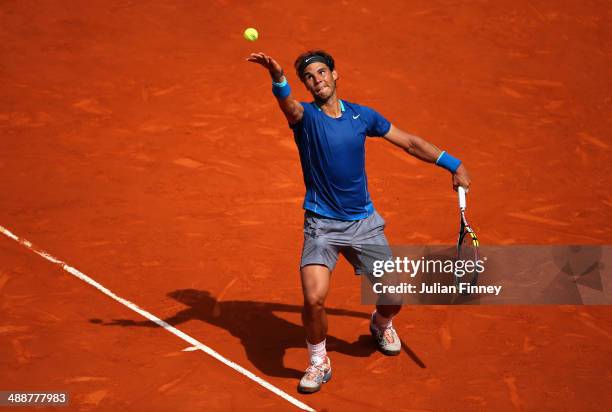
left=455, top=187, right=480, bottom=294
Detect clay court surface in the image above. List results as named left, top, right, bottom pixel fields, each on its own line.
left=1, top=1, right=611, bottom=411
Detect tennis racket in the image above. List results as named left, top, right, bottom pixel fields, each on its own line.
left=454, top=186, right=480, bottom=294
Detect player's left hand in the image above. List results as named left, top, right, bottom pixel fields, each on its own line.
left=452, top=164, right=471, bottom=192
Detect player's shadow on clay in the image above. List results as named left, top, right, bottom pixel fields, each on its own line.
left=91, top=289, right=425, bottom=378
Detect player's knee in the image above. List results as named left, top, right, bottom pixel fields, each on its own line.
left=303, top=292, right=326, bottom=309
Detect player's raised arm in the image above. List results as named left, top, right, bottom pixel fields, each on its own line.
left=247, top=52, right=304, bottom=125
left=383, top=124, right=471, bottom=191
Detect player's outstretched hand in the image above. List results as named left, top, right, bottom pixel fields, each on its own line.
left=452, top=164, right=471, bottom=192
left=246, top=52, right=284, bottom=82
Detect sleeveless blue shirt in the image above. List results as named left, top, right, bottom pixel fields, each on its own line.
left=291, top=100, right=391, bottom=220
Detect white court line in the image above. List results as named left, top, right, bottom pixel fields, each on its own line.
left=0, top=225, right=315, bottom=412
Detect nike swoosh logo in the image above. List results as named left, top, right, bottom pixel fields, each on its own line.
left=352, top=114, right=360, bottom=119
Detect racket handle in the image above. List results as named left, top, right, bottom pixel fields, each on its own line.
left=458, top=186, right=467, bottom=209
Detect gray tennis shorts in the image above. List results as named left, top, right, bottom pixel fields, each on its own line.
left=300, top=210, right=392, bottom=274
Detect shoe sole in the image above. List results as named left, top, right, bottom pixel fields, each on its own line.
left=370, top=325, right=401, bottom=356
left=297, top=369, right=332, bottom=394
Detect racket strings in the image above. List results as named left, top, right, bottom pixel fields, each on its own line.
left=456, top=229, right=479, bottom=289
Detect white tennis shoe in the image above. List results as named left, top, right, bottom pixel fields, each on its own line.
left=369, top=314, right=401, bottom=356
left=298, top=356, right=332, bottom=393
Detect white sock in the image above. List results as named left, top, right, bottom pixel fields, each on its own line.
left=307, top=339, right=327, bottom=365
left=373, top=311, right=393, bottom=330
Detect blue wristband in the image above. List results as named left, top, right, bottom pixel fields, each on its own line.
left=272, top=77, right=291, bottom=100
left=435, top=151, right=462, bottom=173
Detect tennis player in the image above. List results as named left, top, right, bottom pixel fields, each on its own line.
left=247, top=50, right=471, bottom=393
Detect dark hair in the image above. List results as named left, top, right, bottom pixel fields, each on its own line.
left=294, top=50, right=335, bottom=80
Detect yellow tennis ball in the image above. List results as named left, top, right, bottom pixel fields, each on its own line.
left=243, top=27, right=258, bottom=42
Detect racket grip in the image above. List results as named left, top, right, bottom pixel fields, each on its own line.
left=458, top=186, right=467, bottom=209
